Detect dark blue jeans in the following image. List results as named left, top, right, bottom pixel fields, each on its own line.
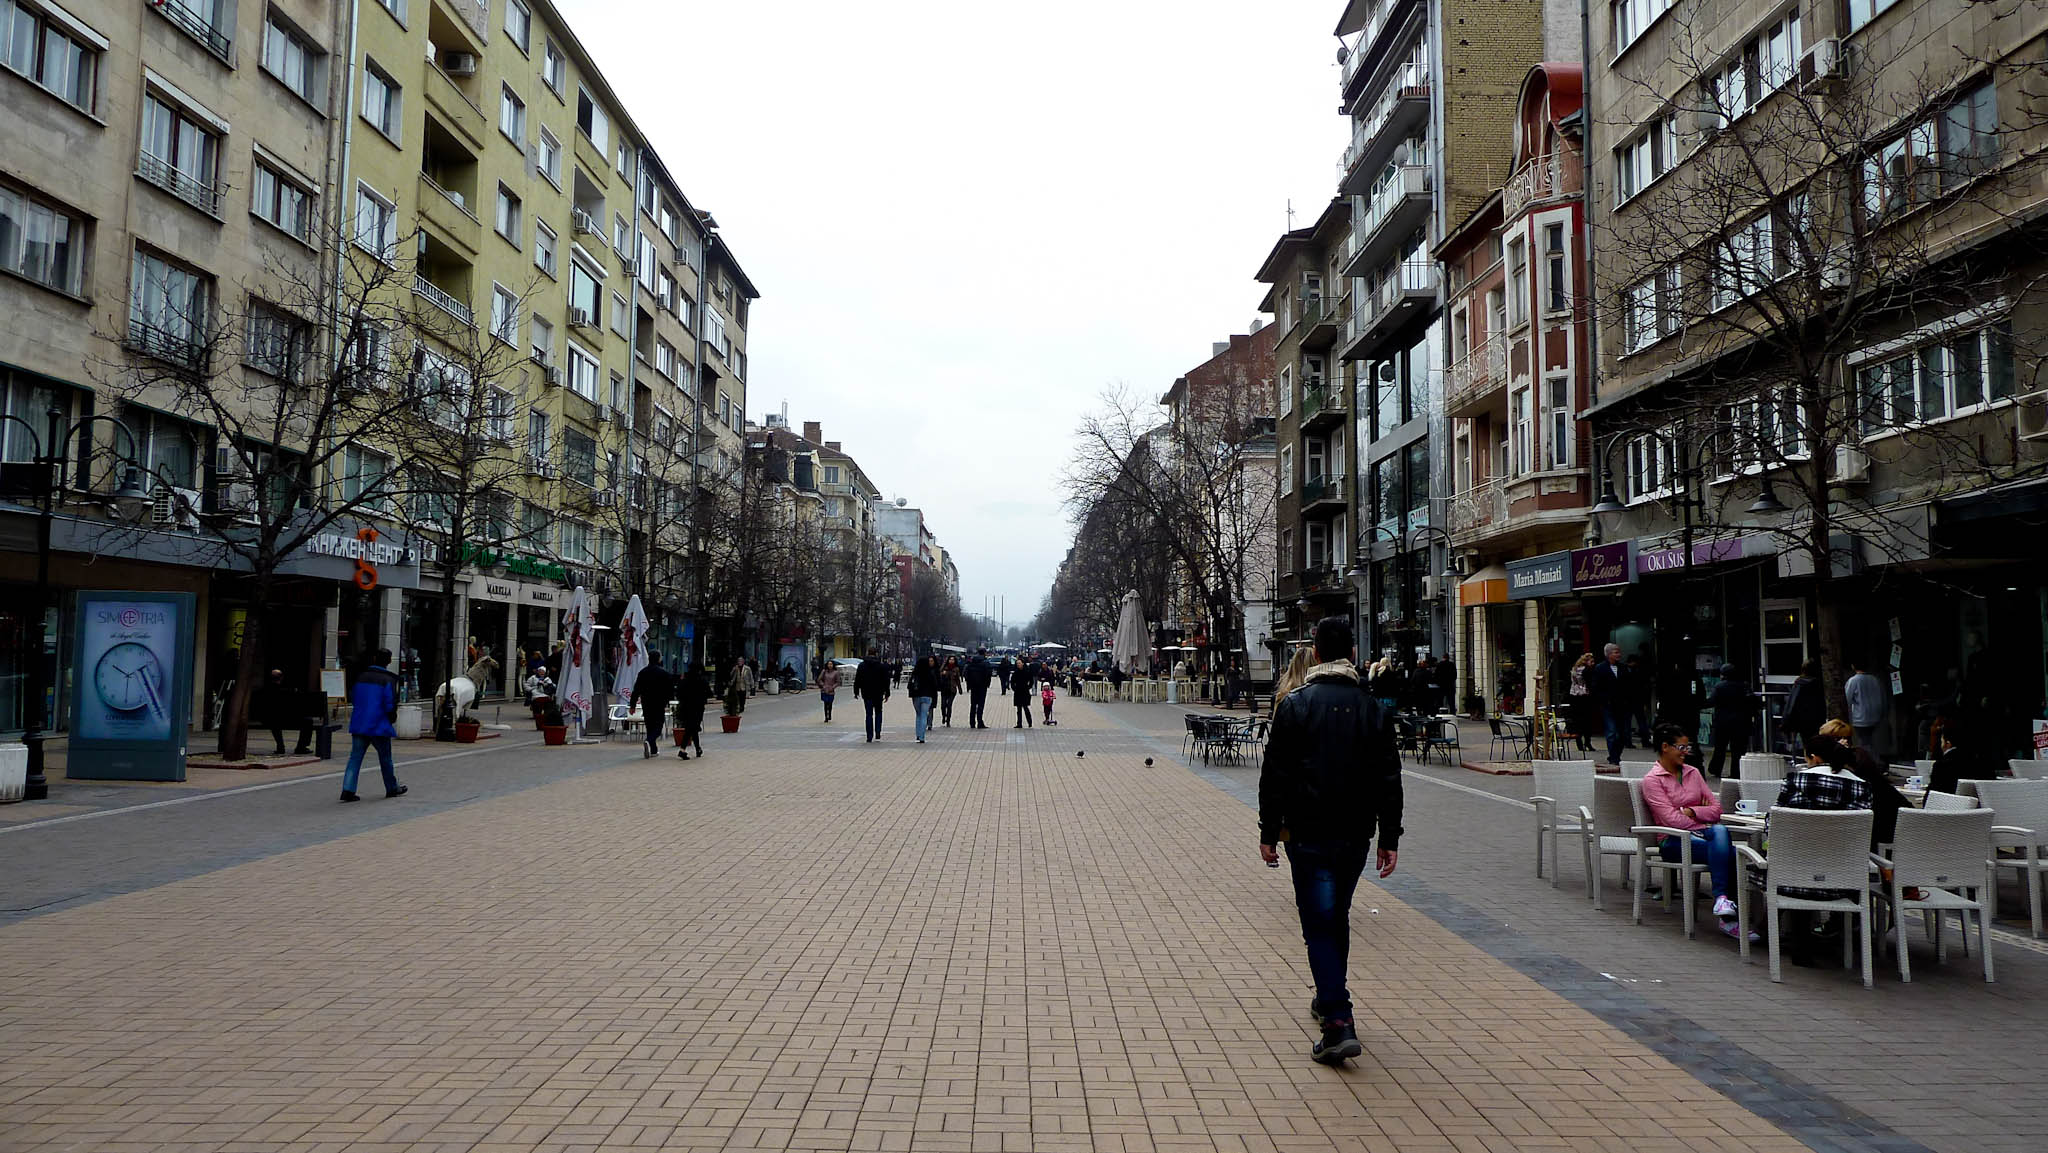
left=864, top=699, right=885, bottom=739
left=1603, top=705, right=1625, bottom=766
left=1285, top=840, right=1371, bottom=1022
left=1662, top=824, right=1736, bottom=900
left=342, top=735, right=397, bottom=795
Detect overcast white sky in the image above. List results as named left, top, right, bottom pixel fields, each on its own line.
left=559, top=0, right=1346, bottom=629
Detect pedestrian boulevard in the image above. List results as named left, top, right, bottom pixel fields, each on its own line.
left=3, top=696, right=1810, bottom=1151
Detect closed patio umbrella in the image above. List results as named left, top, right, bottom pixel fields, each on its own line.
left=1110, top=591, right=1149, bottom=678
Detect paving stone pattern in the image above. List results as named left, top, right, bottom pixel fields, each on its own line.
left=0, top=696, right=1810, bottom=1152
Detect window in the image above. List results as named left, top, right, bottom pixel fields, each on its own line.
left=139, top=92, right=221, bottom=214
left=360, top=60, right=400, bottom=140
left=1543, top=222, right=1568, bottom=312
left=575, top=86, right=608, bottom=153
left=348, top=322, right=390, bottom=383
left=1279, top=528, right=1294, bottom=575
left=609, top=371, right=626, bottom=412
left=638, top=236, right=658, bottom=292
left=566, top=343, right=599, bottom=400
left=1277, top=365, right=1292, bottom=417
left=616, top=142, right=630, bottom=180
left=542, top=40, right=566, bottom=95
left=1846, top=0, right=1902, bottom=33
left=1624, top=432, right=1675, bottom=502
left=1508, top=384, right=1532, bottom=475
left=499, top=85, right=525, bottom=142
left=1855, top=320, right=2016, bottom=434
left=410, top=474, right=453, bottom=531
left=503, top=0, right=530, bottom=52
left=494, top=184, right=520, bottom=245
left=249, top=159, right=313, bottom=243
left=1612, top=0, right=1671, bottom=53
left=373, top=0, right=404, bottom=22
left=411, top=345, right=471, bottom=430
left=260, top=11, right=322, bottom=105
left=529, top=314, right=554, bottom=364
left=569, top=261, right=601, bottom=326
left=1623, top=264, right=1682, bottom=352
left=479, top=491, right=514, bottom=541
left=1403, top=442, right=1429, bottom=525
left=341, top=444, right=391, bottom=506
left=353, top=183, right=396, bottom=259
left=1711, top=212, right=1775, bottom=311
left=1505, top=236, right=1528, bottom=326
left=1279, top=444, right=1293, bottom=496
left=0, top=184, right=85, bottom=295
left=0, top=0, right=100, bottom=113
left=562, top=427, right=597, bottom=486
left=521, top=501, right=550, bottom=545
left=536, top=128, right=561, bottom=185
left=1862, top=83, right=1996, bottom=225
left=705, top=307, right=730, bottom=360
left=1305, top=521, right=1328, bottom=573
left=1720, top=392, right=1807, bottom=472
left=128, top=248, right=210, bottom=363
left=244, top=300, right=307, bottom=379
left=486, top=387, right=514, bottom=441
left=154, top=0, right=230, bottom=59
left=1940, top=81, right=1998, bottom=183
left=613, top=212, right=630, bottom=255
left=1703, top=10, right=1800, bottom=127
left=656, top=267, right=678, bottom=312
left=654, top=338, right=677, bottom=379
left=823, top=465, right=841, bottom=485
left=1543, top=372, right=1573, bottom=470
left=558, top=518, right=591, bottom=564
left=1614, top=114, right=1680, bottom=204
left=533, top=219, right=557, bottom=276
left=597, top=528, right=619, bottom=568
left=527, top=410, right=550, bottom=459
left=490, top=283, right=519, bottom=345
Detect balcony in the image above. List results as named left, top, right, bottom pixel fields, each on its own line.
left=1444, top=338, right=1507, bottom=418
left=136, top=151, right=222, bottom=217
left=1339, top=0, right=1421, bottom=103
left=1337, top=65, right=1431, bottom=195
left=1342, top=260, right=1438, bottom=358
left=432, top=0, right=490, bottom=51
left=1502, top=149, right=1583, bottom=220
left=1449, top=479, right=1507, bottom=541
left=1298, top=293, right=1347, bottom=350
left=1340, top=164, right=1430, bottom=279
left=1450, top=471, right=1595, bottom=546
left=1301, top=382, right=1345, bottom=432
left=423, top=63, right=486, bottom=151
left=414, top=274, right=472, bottom=326
left=124, top=320, right=207, bottom=372
left=417, top=173, right=481, bottom=257
left=1297, top=566, right=1348, bottom=598
left=1301, top=473, right=1349, bottom=515
left=151, top=0, right=234, bottom=65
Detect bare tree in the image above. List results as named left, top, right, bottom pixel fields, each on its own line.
left=1590, top=2, right=2048, bottom=714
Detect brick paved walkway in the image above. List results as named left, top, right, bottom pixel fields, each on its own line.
left=2, top=697, right=1810, bottom=1151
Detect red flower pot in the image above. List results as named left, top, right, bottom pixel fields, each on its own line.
left=720, top=714, right=741, bottom=734
left=673, top=728, right=689, bottom=746
left=541, top=724, right=569, bottom=746
left=454, top=720, right=481, bottom=743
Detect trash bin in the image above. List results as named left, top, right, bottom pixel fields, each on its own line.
left=314, top=723, right=341, bottom=761
left=394, top=704, right=423, bottom=740
left=0, top=742, right=27, bottom=803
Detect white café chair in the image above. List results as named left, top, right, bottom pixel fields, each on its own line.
left=1871, top=807, right=1996, bottom=983
left=1585, top=775, right=1642, bottom=911
left=1735, top=808, right=1877, bottom=986
left=1976, top=779, right=2048, bottom=938
left=1630, top=778, right=1711, bottom=939
left=607, top=702, right=643, bottom=739
left=1532, top=759, right=1596, bottom=890
left=1718, top=778, right=1780, bottom=815
left=2009, top=760, right=2048, bottom=781
left=1737, top=753, right=1789, bottom=783
left=1922, top=791, right=1979, bottom=812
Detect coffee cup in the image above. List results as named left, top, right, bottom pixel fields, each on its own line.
left=1735, top=798, right=1759, bottom=815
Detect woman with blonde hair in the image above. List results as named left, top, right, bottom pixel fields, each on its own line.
left=1275, top=645, right=1316, bottom=707
left=1567, top=652, right=1598, bottom=753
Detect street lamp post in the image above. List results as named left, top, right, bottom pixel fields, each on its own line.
left=1345, top=522, right=1461, bottom=658
left=0, top=410, right=147, bottom=801
left=1588, top=425, right=1785, bottom=584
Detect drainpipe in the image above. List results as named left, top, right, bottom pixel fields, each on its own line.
left=1580, top=0, right=1602, bottom=408
left=687, top=224, right=709, bottom=668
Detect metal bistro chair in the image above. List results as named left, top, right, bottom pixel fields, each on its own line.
left=1586, top=775, right=1642, bottom=910
left=1181, top=714, right=1208, bottom=760
left=1423, top=716, right=1463, bottom=765
left=1532, top=759, right=1596, bottom=890
left=1976, top=779, right=2048, bottom=938
left=1734, top=808, right=1878, bottom=986
left=1872, top=807, right=1997, bottom=983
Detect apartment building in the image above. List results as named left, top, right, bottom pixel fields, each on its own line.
left=811, top=425, right=893, bottom=659
left=1438, top=63, right=1593, bottom=717
left=1582, top=0, right=2047, bottom=752
left=0, top=0, right=357, bottom=738
left=1329, top=0, right=1558, bottom=664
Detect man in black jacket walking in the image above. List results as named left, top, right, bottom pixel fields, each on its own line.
left=855, top=649, right=892, bottom=742
left=1258, top=616, right=1403, bottom=1066
left=1585, top=643, right=1629, bottom=767
left=965, top=649, right=993, bottom=728
left=629, top=654, right=674, bottom=759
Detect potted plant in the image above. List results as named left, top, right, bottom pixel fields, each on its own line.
left=454, top=710, right=481, bottom=743
left=721, top=682, right=744, bottom=733
left=538, top=697, right=568, bottom=746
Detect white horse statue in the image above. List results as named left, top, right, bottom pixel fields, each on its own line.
left=434, top=654, right=500, bottom=720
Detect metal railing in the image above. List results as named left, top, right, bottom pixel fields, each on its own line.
left=1301, top=383, right=1342, bottom=421
left=1368, top=261, right=1437, bottom=319
left=1503, top=151, right=1582, bottom=218
left=1338, top=63, right=1429, bottom=180
left=1445, top=337, right=1507, bottom=411
left=1449, top=479, right=1508, bottom=535
left=136, top=151, right=221, bottom=216
left=151, top=0, right=233, bottom=63
left=1301, top=474, right=1347, bottom=506
left=124, top=320, right=206, bottom=370
left=413, top=274, right=474, bottom=326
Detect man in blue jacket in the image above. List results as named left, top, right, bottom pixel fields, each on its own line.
left=341, top=648, right=407, bottom=802
left=964, top=648, right=993, bottom=729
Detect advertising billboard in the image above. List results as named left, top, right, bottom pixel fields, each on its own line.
left=68, top=591, right=195, bottom=781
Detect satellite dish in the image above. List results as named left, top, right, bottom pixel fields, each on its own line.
left=1336, top=45, right=1350, bottom=65
left=896, top=497, right=908, bottom=506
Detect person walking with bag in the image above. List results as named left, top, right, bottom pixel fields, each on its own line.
left=674, top=663, right=709, bottom=760
left=855, top=648, right=892, bottom=742
left=939, top=657, right=963, bottom=727
left=629, top=654, right=674, bottom=758
left=816, top=660, right=841, bottom=722
left=1257, top=617, right=1401, bottom=1065
left=340, top=649, right=406, bottom=803
left=965, top=648, right=994, bottom=729
left=909, top=655, right=941, bottom=743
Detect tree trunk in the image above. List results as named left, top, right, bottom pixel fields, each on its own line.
left=216, top=595, right=266, bottom=762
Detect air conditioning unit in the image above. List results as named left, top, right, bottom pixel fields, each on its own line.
left=1832, top=444, right=1870, bottom=484
left=151, top=486, right=202, bottom=529
left=571, top=208, right=601, bottom=237
left=621, top=258, right=638, bottom=278
left=1420, top=574, right=1440, bottom=601
left=1797, top=38, right=1845, bottom=92
left=2017, top=390, right=2048, bottom=442
left=527, top=457, right=556, bottom=479
left=1817, top=247, right=1852, bottom=293
left=656, top=287, right=673, bottom=311
left=218, top=481, right=257, bottom=516
left=443, top=52, right=479, bottom=76
left=595, top=491, right=618, bottom=508
left=568, top=306, right=595, bottom=330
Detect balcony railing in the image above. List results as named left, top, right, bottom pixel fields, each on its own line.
left=1298, top=566, right=1345, bottom=595
left=1502, top=150, right=1583, bottom=218
left=413, top=274, right=474, bottom=326
left=1302, top=474, right=1348, bottom=507
left=1340, top=0, right=1413, bottom=91
left=125, top=320, right=207, bottom=371
left=151, top=0, right=233, bottom=64
left=1301, top=382, right=1343, bottom=423
left=1337, top=63, right=1430, bottom=183
left=1445, top=337, right=1507, bottom=414
left=136, top=151, right=222, bottom=216
left=1343, top=164, right=1430, bottom=278
left=1449, top=479, right=1508, bottom=537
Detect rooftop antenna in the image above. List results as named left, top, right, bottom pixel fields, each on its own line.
left=1286, top=198, right=1295, bottom=230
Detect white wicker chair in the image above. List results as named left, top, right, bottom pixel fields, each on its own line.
left=1735, top=808, right=1876, bottom=986
left=1532, top=759, right=1596, bottom=890
left=1717, top=778, right=1780, bottom=815
left=1872, top=808, right=1996, bottom=983
left=1737, top=753, right=1789, bottom=783
left=1977, top=779, right=2048, bottom=938
left=1585, top=775, right=1641, bottom=911
left=1922, top=791, right=1979, bottom=812
left=2010, top=760, right=2048, bottom=781
left=1629, top=777, right=1709, bottom=938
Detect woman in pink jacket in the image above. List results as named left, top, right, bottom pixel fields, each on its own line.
left=1640, top=722, right=1750, bottom=941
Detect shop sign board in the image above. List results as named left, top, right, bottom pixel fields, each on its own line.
left=1505, top=551, right=1572, bottom=600
left=1635, top=536, right=1747, bottom=575
left=462, top=544, right=568, bottom=583
left=1570, top=542, right=1635, bottom=590
left=67, top=591, right=195, bottom=782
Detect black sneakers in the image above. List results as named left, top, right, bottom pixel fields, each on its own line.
left=1311, top=1021, right=1362, bottom=1065
left=386, top=785, right=407, bottom=798
left=339, top=791, right=359, bottom=803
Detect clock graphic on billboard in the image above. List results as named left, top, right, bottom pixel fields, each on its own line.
left=93, top=641, right=168, bottom=721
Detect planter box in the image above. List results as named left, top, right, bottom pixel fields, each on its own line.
left=541, top=724, right=569, bottom=746
left=673, top=728, right=689, bottom=746
left=454, top=720, right=480, bottom=743
left=720, top=714, right=740, bottom=734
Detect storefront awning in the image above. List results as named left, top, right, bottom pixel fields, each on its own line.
left=1459, top=564, right=1510, bottom=606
